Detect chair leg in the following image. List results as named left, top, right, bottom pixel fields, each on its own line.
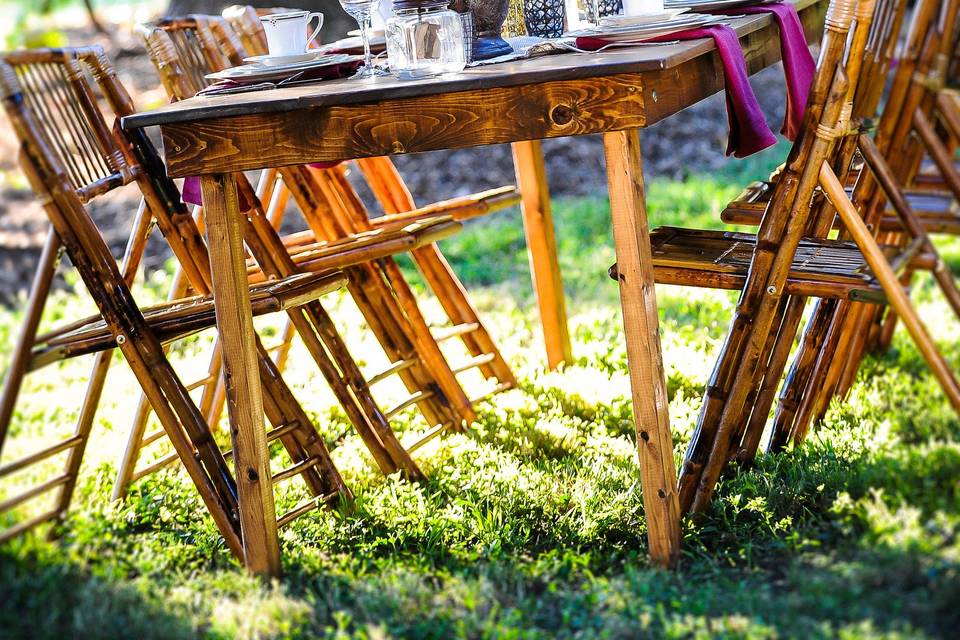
left=820, top=162, right=960, bottom=412
left=914, top=109, right=960, bottom=201
left=113, top=265, right=191, bottom=501
left=279, top=164, right=467, bottom=428
left=767, top=298, right=841, bottom=451
left=738, top=296, right=807, bottom=463
left=356, top=156, right=516, bottom=391
left=308, top=166, right=476, bottom=424
left=937, top=91, right=960, bottom=144
left=412, top=244, right=517, bottom=390
left=0, top=227, right=59, bottom=448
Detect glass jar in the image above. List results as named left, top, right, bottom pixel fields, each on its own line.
left=386, top=1, right=467, bottom=79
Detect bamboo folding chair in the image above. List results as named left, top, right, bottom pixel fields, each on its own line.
left=219, top=7, right=519, bottom=402
left=763, top=0, right=960, bottom=445
left=611, top=0, right=960, bottom=514
left=722, top=0, right=960, bottom=232
left=0, top=47, right=357, bottom=554
left=111, top=14, right=516, bottom=499
left=716, top=0, right=960, bottom=443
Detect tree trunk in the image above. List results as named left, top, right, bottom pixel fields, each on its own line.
left=165, top=0, right=355, bottom=43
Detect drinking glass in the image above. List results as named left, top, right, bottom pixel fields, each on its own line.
left=340, top=0, right=389, bottom=78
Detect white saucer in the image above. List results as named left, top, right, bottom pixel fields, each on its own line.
left=243, top=50, right=325, bottom=66
left=206, top=54, right=358, bottom=82
left=324, top=34, right=388, bottom=51
left=599, top=8, right=689, bottom=27
left=347, top=28, right=386, bottom=38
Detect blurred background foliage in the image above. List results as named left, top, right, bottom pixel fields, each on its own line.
left=1, top=0, right=353, bottom=54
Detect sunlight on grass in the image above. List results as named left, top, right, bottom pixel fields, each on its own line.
left=1, top=169, right=959, bottom=639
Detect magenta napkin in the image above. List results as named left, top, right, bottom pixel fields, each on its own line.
left=577, top=25, right=778, bottom=157
left=180, top=61, right=361, bottom=207
left=711, top=2, right=815, bottom=140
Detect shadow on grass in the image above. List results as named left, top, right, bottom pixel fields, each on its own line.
left=0, top=544, right=197, bottom=640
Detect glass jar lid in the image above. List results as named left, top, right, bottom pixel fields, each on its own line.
left=392, top=0, right=450, bottom=11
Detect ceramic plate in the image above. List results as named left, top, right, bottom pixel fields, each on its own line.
left=205, top=54, right=359, bottom=82
left=347, top=28, right=386, bottom=38
left=665, top=0, right=770, bottom=10
left=242, top=50, right=327, bottom=66
left=566, top=13, right=715, bottom=39
left=324, top=34, right=388, bottom=51
left=598, top=8, right=689, bottom=27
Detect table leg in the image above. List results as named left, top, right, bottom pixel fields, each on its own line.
left=200, top=174, right=281, bottom=578
left=602, top=129, right=680, bottom=568
left=512, top=140, right=573, bottom=370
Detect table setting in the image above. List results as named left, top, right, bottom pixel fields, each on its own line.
left=193, top=0, right=814, bottom=162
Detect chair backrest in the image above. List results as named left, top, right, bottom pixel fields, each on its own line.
left=222, top=5, right=300, bottom=57
left=0, top=46, right=244, bottom=541
left=0, top=49, right=141, bottom=205
left=138, top=16, right=246, bottom=100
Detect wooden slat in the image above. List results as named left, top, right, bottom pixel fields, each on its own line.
left=0, top=473, right=70, bottom=512
left=370, top=186, right=520, bottom=229
left=130, top=450, right=180, bottom=482
left=385, top=390, right=436, bottom=420
left=0, top=435, right=83, bottom=477
left=403, top=422, right=452, bottom=454
left=0, top=508, right=60, bottom=545
left=469, top=382, right=515, bottom=404
left=367, top=358, right=418, bottom=386
left=452, top=352, right=496, bottom=375
left=276, top=491, right=338, bottom=528
left=140, top=428, right=167, bottom=448
left=271, top=455, right=320, bottom=484
left=432, top=323, right=479, bottom=343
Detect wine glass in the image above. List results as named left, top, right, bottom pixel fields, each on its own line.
left=340, top=0, right=389, bottom=79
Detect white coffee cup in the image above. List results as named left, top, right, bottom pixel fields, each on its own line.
left=622, top=0, right=665, bottom=16
left=260, top=10, right=324, bottom=57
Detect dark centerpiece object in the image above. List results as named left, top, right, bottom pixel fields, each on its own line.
left=524, top=0, right=565, bottom=37
left=465, top=0, right=513, bottom=59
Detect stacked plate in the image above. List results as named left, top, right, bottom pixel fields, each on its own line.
left=665, top=0, right=771, bottom=10
left=205, top=53, right=359, bottom=83
left=323, top=31, right=388, bottom=55
left=597, top=7, right=689, bottom=28
left=565, top=11, right=720, bottom=41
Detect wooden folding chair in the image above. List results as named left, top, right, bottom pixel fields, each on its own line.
left=746, top=0, right=959, bottom=444
left=611, top=0, right=960, bottom=514
left=218, top=7, right=519, bottom=402
left=112, top=14, right=516, bottom=499
left=0, top=48, right=355, bottom=557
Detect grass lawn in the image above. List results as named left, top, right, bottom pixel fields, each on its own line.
left=1, top=148, right=959, bottom=639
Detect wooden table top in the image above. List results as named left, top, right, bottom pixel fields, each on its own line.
left=122, top=0, right=820, bottom=130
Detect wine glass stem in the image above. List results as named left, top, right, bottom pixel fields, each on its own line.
left=359, top=13, right=374, bottom=70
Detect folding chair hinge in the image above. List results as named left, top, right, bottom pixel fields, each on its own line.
left=917, top=57, right=947, bottom=92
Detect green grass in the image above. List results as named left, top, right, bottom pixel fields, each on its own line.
left=2, top=153, right=960, bottom=639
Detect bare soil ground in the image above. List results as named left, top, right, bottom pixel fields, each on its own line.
left=0, top=19, right=790, bottom=304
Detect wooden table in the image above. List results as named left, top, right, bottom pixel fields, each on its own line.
left=122, top=0, right=826, bottom=576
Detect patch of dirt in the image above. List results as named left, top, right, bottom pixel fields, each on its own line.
left=0, top=18, right=791, bottom=304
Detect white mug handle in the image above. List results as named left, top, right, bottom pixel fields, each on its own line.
left=305, top=12, right=324, bottom=50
